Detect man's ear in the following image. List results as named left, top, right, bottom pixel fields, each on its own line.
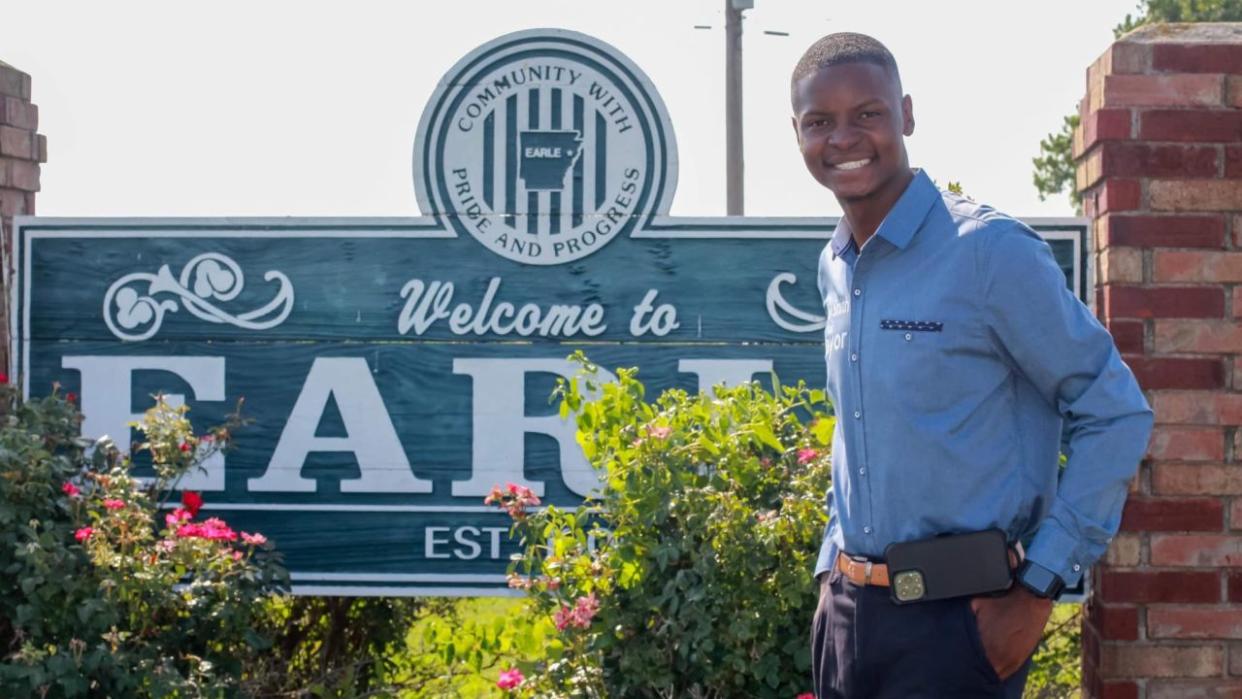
left=790, top=115, right=801, bottom=145
left=901, top=95, right=915, bottom=137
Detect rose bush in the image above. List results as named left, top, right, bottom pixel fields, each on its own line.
left=0, top=386, right=287, bottom=696
left=488, top=353, right=833, bottom=698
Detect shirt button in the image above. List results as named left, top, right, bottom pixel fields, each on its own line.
left=904, top=333, right=912, bottom=341
left=1073, top=564, right=1081, bottom=572
left=850, top=353, right=858, bottom=362
left=863, top=526, right=873, bottom=534
left=858, top=468, right=866, bottom=476
left=853, top=288, right=861, bottom=297
left=853, top=410, right=861, bottom=419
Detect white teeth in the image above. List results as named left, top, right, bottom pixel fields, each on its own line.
left=834, top=159, right=871, bottom=171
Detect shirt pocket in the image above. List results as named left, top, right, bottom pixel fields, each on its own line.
left=871, top=320, right=958, bottom=413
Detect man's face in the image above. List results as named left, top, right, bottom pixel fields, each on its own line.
left=791, top=62, right=914, bottom=203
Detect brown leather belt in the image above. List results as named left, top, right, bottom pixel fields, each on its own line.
left=836, top=552, right=891, bottom=586
left=835, top=542, right=1024, bottom=588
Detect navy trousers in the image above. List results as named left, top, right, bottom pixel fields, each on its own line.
left=811, top=570, right=1032, bottom=698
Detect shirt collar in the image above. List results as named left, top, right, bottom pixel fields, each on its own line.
left=828, top=169, right=938, bottom=259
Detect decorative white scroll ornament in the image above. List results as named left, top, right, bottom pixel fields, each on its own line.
left=103, top=253, right=294, bottom=341
left=765, top=273, right=825, bottom=333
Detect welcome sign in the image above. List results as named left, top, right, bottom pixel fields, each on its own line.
left=10, top=30, right=1087, bottom=595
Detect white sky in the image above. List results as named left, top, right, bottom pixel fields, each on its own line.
left=2, top=0, right=1138, bottom=219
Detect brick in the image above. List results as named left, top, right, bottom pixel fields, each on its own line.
left=1100, top=247, right=1143, bottom=283
left=1152, top=534, right=1242, bottom=566
left=1095, top=179, right=1143, bottom=216
left=1121, top=497, right=1224, bottom=531
left=1099, top=570, right=1220, bottom=603
left=1128, top=356, right=1225, bottom=390
left=1090, top=41, right=1151, bottom=80
left=1148, top=680, right=1242, bottom=698
left=1231, top=76, right=1242, bottom=108
left=1151, top=179, right=1242, bottom=211
left=36, top=134, right=46, bottom=164
left=3, top=159, right=38, bottom=192
left=1140, top=109, right=1242, bottom=142
left=1153, top=392, right=1242, bottom=425
left=0, top=189, right=26, bottom=218
left=1080, top=147, right=1104, bottom=191
left=1104, top=73, right=1224, bottom=108
left=1228, top=146, right=1241, bottom=178
left=1101, top=214, right=1225, bottom=249
left=1148, top=425, right=1226, bottom=461
left=1154, top=464, right=1242, bottom=495
left=1105, top=533, right=1144, bottom=566
left=1077, top=108, right=1133, bottom=157
left=1154, top=44, right=1242, bottom=75
left=0, top=65, right=27, bottom=99
left=1108, top=319, right=1145, bottom=354
left=1149, top=607, right=1242, bottom=640
left=1100, top=142, right=1219, bottom=179
left=1100, top=681, right=1139, bottom=699
left=1103, top=286, right=1224, bottom=319
left=1232, top=642, right=1242, bottom=676
left=1229, top=573, right=1242, bottom=603
left=1155, top=319, right=1242, bottom=353
left=1155, top=251, right=1242, bottom=283
left=0, top=97, right=36, bottom=130
left=0, top=125, right=33, bottom=160
left=1090, top=602, right=1141, bottom=641
left=1231, top=501, right=1242, bottom=530
left=1101, top=643, right=1224, bottom=677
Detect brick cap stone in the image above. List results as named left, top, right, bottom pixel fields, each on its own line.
left=1118, top=22, right=1242, bottom=44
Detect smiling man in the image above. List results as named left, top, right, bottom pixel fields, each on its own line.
left=792, top=33, right=1152, bottom=698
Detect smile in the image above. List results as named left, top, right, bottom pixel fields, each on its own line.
left=832, top=159, right=872, bottom=171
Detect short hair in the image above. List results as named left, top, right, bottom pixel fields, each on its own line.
left=790, top=32, right=902, bottom=106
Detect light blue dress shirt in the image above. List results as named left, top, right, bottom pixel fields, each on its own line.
left=814, top=170, right=1153, bottom=587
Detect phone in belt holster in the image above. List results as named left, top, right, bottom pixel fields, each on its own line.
left=883, top=529, right=1014, bottom=605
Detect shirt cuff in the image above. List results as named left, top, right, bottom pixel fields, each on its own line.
left=1024, top=515, right=1087, bottom=588
left=813, top=525, right=839, bottom=578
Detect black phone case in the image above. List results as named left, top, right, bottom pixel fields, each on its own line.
left=883, top=529, right=1013, bottom=605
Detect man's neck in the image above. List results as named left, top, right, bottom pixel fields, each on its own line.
left=839, top=168, right=916, bottom=250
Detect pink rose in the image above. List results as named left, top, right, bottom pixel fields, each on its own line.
left=165, top=508, right=192, bottom=528
left=74, top=527, right=93, bottom=543
left=103, top=499, right=125, bottom=510
left=241, top=532, right=267, bottom=546
left=496, top=667, right=524, bottom=690
left=797, top=448, right=819, bottom=465
left=61, top=482, right=81, bottom=497
left=647, top=425, right=673, bottom=440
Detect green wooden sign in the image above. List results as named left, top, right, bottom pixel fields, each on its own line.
left=10, top=29, right=1088, bottom=596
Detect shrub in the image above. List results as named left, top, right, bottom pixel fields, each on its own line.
left=491, top=354, right=833, bottom=698
left=0, top=387, right=286, bottom=697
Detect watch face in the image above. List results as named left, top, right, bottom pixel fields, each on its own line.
left=1022, top=563, right=1062, bottom=598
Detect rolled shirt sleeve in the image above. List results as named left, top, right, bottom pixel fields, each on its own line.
left=981, top=224, right=1153, bottom=586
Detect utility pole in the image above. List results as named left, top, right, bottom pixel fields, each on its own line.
left=725, top=0, right=750, bottom=215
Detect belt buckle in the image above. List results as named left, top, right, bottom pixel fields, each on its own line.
left=848, top=554, right=874, bottom=585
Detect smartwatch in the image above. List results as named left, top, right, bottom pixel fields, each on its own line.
left=1017, top=560, right=1065, bottom=600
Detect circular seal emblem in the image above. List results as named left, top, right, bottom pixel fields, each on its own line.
left=415, top=29, right=677, bottom=265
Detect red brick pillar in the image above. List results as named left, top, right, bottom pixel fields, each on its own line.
left=0, top=60, right=44, bottom=371
left=1075, top=23, right=1242, bottom=699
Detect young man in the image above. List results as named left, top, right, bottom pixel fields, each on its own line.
left=792, top=33, right=1152, bottom=698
